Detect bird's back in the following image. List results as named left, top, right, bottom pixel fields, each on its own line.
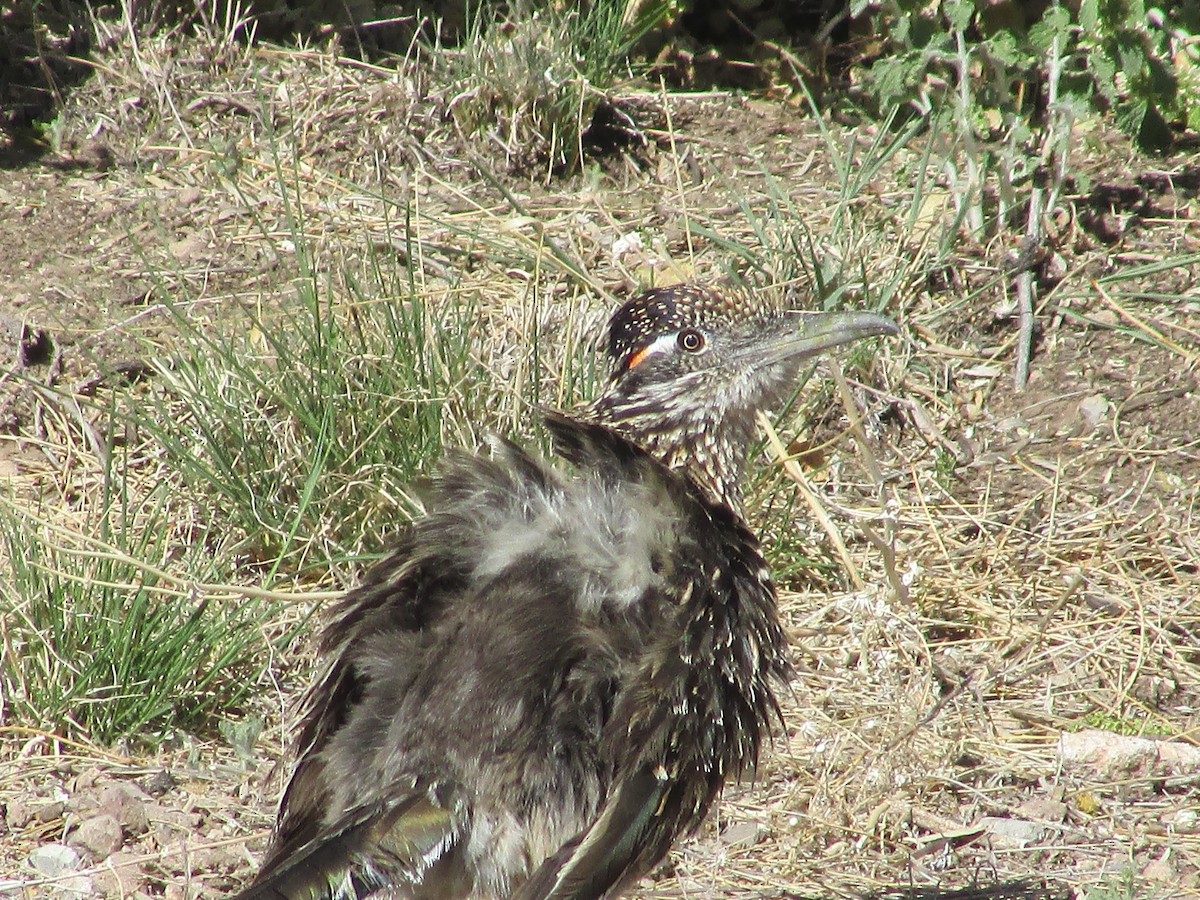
left=236, top=412, right=787, bottom=900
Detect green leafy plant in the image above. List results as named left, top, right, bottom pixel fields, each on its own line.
left=856, top=0, right=1197, bottom=236
left=1079, top=0, right=1200, bottom=142
left=1083, top=868, right=1144, bottom=900
left=860, top=0, right=1197, bottom=151
left=847, top=0, right=1198, bottom=386
left=1080, top=709, right=1178, bottom=736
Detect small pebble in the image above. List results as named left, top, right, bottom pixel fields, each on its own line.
left=49, top=874, right=93, bottom=898
left=28, top=843, right=81, bottom=877
left=140, top=770, right=177, bottom=797
left=1170, top=808, right=1200, bottom=834
left=5, top=798, right=33, bottom=829
left=36, top=801, right=66, bottom=823
left=68, top=813, right=123, bottom=860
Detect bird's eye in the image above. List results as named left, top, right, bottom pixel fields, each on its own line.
left=678, top=329, right=706, bottom=353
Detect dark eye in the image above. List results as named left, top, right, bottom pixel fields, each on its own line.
left=678, top=329, right=706, bottom=353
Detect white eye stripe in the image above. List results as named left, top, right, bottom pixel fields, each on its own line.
left=640, top=333, right=678, bottom=360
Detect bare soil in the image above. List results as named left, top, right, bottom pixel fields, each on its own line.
left=2, top=32, right=1199, bottom=900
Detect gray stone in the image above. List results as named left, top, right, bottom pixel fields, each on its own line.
left=36, top=800, right=66, bottom=823
left=68, top=813, right=123, bottom=860
left=98, top=783, right=151, bottom=835
left=49, top=874, right=93, bottom=898
left=28, top=843, right=82, bottom=876
left=978, top=815, right=1049, bottom=848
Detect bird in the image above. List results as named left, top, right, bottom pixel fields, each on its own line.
left=231, top=283, right=897, bottom=900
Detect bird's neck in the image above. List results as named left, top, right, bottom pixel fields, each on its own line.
left=577, top=402, right=753, bottom=515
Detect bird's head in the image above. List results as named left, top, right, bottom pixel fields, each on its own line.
left=586, top=284, right=897, bottom=510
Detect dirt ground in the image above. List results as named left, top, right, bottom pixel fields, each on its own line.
left=1, top=30, right=1199, bottom=900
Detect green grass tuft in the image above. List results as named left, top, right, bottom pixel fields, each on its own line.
left=146, top=277, right=489, bottom=577
left=0, top=482, right=279, bottom=746
left=438, top=0, right=671, bottom=175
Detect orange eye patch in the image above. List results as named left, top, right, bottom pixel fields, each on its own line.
left=626, top=346, right=652, bottom=370
left=623, top=334, right=677, bottom=372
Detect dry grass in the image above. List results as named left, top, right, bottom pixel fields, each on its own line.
left=2, top=21, right=1199, bottom=900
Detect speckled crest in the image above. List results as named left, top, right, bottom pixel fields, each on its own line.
left=606, top=284, right=777, bottom=370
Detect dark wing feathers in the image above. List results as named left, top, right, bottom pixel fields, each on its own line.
left=266, top=438, right=570, bottom=870
left=237, top=415, right=787, bottom=900
left=510, top=766, right=669, bottom=900
left=228, top=790, right=457, bottom=900
left=543, top=412, right=660, bottom=484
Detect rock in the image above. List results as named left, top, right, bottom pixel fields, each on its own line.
left=49, top=874, right=93, bottom=898
left=719, top=820, right=765, bottom=847
left=1169, top=808, right=1200, bottom=834
left=36, top=800, right=66, bottom=823
left=139, top=769, right=177, bottom=797
left=28, top=843, right=82, bottom=876
left=978, top=815, right=1048, bottom=848
left=5, top=797, right=34, bottom=829
left=68, top=813, right=123, bottom=860
left=147, top=803, right=203, bottom=832
left=180, top=842, right=248, bottom=874
left=27, top=844, right=94, bottom=897
left=1060, top=729, right=1200, bottom=778
left=1143, top=849, right=1181, bottom=883
left=70, top=767, right=103, bottom=793
left=1015, top=797, right=1069, bottom=822
left=1078, top=394, right=1110, bottom=429
left=90, top=849, right=149, bottom=897
left=99, top=783, right=151, bottom=835
left=147, top=803, right=206, bottom=851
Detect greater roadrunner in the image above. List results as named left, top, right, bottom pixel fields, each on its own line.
left=232, top=284, right=897, bottom=900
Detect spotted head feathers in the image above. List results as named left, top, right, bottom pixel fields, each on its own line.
left=605, top=285, right=778, bottom=376
left=585, top=283, right=896, bottom=511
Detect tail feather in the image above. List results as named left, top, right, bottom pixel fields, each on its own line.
left=511, top=765, right=671, bottom=900
left=230, top=795, right=456, bottom=900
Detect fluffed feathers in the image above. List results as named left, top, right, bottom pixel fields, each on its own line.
left=232, top=416, right=787, bottom=900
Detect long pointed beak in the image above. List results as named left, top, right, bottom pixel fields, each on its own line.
left=754, top=310, right=899, bottom=364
